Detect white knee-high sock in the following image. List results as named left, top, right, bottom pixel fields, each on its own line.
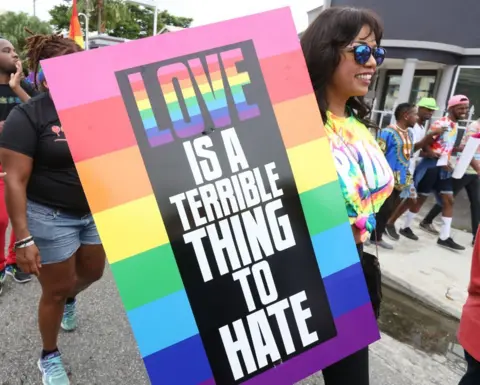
left=403, top=211, right=416, bottom=229
left=440, top=217, right=452, bottom=241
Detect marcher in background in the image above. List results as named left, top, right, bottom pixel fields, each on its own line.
left=400, top=95, right=469, bottom=251
left=0, top=33, right=105, bottom=385
left=372, top=103, right=435, bottom=248
left=302, top=6, right=393, bottom=384
left=382, top=98, right=439, bottom=240
left=410, top=98, right=440, bottom=174
left=458, top=227, right=480, bottom=384
left=0, top=37, right=35, bottom=295
left=420, top=118, right=480, bottom=245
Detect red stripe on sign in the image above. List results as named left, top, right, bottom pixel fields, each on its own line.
left=260, top=49, right=314, bottom=105
left=59, top=97, right=137, bottom=162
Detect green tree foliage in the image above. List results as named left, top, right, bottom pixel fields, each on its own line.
left=49, top=0, right=193, bottom=40
left=0, top=12, right=52, bottom=55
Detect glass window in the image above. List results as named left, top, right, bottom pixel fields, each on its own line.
left=409, top=76, right=436, bottom=105
left=381, top=72, right=437, bottom=111
left=382, top=75, right=401, bottom=111
left=377, top=71, right=437, bottom=128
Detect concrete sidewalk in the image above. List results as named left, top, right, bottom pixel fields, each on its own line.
left=367, top=217, right=474, bottom=320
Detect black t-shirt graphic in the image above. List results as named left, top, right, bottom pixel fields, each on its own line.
left=0, top=80, right=37, bottom=121
left=0, top=92, right=90, bottom=214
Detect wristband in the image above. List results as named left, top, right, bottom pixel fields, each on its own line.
left=15, top=235, right=34, bottom=248
left=16, top=240, right=35, bottom=249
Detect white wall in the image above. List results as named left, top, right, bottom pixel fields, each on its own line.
left=307, top=5, right=324, bottom=25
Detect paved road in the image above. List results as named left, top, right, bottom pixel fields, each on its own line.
left=0, top=263, right=462, bottom=385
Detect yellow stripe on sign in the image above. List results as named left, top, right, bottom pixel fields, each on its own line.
left=287, top=138, right=338, bottom=194
left=164, top=87, right=196, bottom=104
left=93, top=195, right=169, bottom=264
left=136, top=98, right=152, bottom=111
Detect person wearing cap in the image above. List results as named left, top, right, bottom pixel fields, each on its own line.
left=384, top=97, right=439, bottom=241
left=411, top=97, right=440, bottom=171
left=400, top=95, right=470, bottom=251
left=421, top=117, right=480, bottom=245
left=458, top=227, right=480, bottom=384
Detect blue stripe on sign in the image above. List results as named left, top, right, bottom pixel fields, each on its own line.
left=127, top=289, right=198, bottom=357
left=323, top=262, right=371, bottom=318
left=143, top=334, right=212, bottom=385
left=312, top=222, right=361, bottom=278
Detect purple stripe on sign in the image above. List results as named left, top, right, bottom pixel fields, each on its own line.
left=149, top=132, right=174, bottom=147
left=146, top=126, right=172, bottom=139
left=239, top=105, right=260, bottom=121
left=175, top=123, right=205, bottom=138
left=199, top=303, right=379, bottom=385
left=214, top=115, right=231, bottom=127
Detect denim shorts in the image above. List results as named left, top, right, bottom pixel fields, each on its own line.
left=26, top=200, right=101, bottom=265
left=416, top=167, right=453, bottom=196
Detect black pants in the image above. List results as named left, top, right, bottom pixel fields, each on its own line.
left=323, top=347, right=369, bottom=385
left=423, top=174, right=479, bottom=236
left=322, top=244, right=381, bottom=385
left=371, top=189, right=401, bottom=242
left=459, top=350, right=480, bottom=385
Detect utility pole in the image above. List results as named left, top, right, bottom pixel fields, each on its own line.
left=33, top=0, right=36, bottom=17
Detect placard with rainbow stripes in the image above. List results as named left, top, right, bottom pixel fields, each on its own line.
left=42, top=7, right=380, bottom=385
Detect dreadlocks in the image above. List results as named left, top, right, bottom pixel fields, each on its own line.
left=24, top=29, right=83, bottom=88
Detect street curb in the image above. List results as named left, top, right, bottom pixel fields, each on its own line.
left=381, top=269, right=461, bottom=321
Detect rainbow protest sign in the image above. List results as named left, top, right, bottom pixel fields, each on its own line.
left=42, top=8, right=380, bottom=385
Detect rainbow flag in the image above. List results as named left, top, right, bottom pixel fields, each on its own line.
left=68, top=0, right=84, bottom=48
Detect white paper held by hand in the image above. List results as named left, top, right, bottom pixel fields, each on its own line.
left=453, top=137, right=480, bottom=179
left=437, top=153, right=449, bottom=167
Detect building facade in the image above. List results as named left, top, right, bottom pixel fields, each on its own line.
left=306, top=0, right=480, bottom=127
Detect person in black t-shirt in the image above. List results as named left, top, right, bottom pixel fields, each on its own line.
left=0, top=38, right=37, bottom=123
left=0, top=38, right=35, bottom=287
left=0, top=33, right=105, bottom=385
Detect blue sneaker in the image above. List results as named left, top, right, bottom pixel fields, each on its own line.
left=37, top=351, right=70, bottom=385
left=0, top=269, right=5, bottom=295
left=6, top=263, right=32, bottom=283
left=60, top=300, right=77, bottom=332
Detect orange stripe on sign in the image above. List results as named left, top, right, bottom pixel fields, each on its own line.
left=273, top=94, right=326, bottom=149
left=76, top=146, right=153, bottom=213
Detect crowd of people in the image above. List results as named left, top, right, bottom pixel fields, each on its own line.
left=0, top=5, right=479, bottom=385
left=369, top=95, right=480, bottom=251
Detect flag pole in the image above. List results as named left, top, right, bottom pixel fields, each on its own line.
left=79, top=13, right=89, bottom=49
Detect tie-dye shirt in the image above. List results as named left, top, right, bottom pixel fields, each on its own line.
left=325, top=112, right=394, bottom=242
left=428, top=116, right=458, bottom=158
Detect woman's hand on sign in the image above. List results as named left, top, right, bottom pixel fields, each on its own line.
left=17, top=243, right=42, bottom=277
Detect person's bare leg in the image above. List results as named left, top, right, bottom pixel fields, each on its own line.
left=410, top=195, right=428, bottom=214
left=440, top=193, right=454, bottom=218
left=37, top=255, right=76, bottom=351
left=387, top=198, right=410, bottom=225
left=70, top=244, right=106, bottom=297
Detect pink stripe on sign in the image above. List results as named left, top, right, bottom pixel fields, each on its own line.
left=42, top=7, right=298, bottom=111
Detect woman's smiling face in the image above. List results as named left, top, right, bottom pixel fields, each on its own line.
left=330, top=25, right=378, bottom=100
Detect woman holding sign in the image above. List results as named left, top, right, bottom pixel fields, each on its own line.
left=302, top=6, right=393, bottom=385
left=0, top=34, right=105, bottom=385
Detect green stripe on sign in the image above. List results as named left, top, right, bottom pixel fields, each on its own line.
left=300, top=181, right=349, bottom=235
left=110, top=244, right=184, bottom=311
